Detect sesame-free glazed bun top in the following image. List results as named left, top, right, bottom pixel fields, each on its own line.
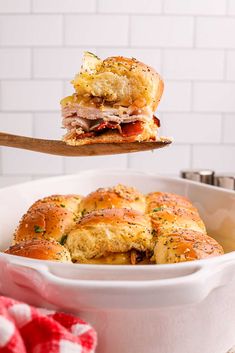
left=61, top=52, right=164, bottom=145
left=6, top=184, right=224, bottom=265
left=72, top=55, right=164, bottom=111
left=14, top=194, right=82, bottom=244
left=153, top=230, right=224, bottom=264
left=79, top=184, right=146, bottom=215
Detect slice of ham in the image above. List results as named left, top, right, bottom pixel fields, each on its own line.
left=63, top=116, right=91, bottom=132
left=62, top=104, right=152, bottom=123
left=62, top=102, right=160, bottom=140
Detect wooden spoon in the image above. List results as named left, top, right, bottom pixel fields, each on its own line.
left=0, top=132, right=172, bottom=157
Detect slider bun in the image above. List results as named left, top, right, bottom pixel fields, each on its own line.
left=14, top=194, right=82, bottom=244
left=73, top=54, right=164, bottom=111
left=63, top=119, right=158, bottom=146
left=80, top=184, right=146, bottom=214
left=66, top=208, right=152, bottom=263
left=154, top=230, right=224, bottom=264
left=147, top=192, right=198, bottom=213
left=5, top=239, right=71, bottom=262
left=32, top=194, right=83, bottom=213
left=151, top=207, right=206, bottom=235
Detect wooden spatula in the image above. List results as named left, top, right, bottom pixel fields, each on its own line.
left=0, top=132, right=172, bottom=157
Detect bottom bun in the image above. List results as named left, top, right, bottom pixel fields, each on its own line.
left=63, top=119, right=158, bottom=146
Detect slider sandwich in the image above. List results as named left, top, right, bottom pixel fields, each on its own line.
left=61, top=52, right=164, bottom=145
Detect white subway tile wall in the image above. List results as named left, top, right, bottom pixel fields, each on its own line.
left=0, top=0, right=234, bottom=188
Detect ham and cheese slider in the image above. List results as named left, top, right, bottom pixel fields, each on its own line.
left=146, top=192, right=224, bottom=264
left=14, top=194, right=82, bottom=245
left=66, top=208, right=153, bottom=265
left=61, top=52, right=163, bottom=145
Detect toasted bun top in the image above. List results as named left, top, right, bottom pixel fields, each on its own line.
left=71, top=53, right=164, bottom=111
left=79, top=184, right=146, bottom=214
left=14, top=194, right=82, bottom=244
left=78, top=208, right=149, bottom=227
left=150, top=207, right=206, bottom=235
left=146, top=192, right=197, bottom=213
left=154, top=230, right=224, bottom=264
left=5, top=239, right=71, bottom=262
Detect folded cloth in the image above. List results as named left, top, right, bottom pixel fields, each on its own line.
left=0, top=296, right=97, bottom=353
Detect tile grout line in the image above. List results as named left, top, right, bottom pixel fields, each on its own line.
left=128, top=15, right=131, bottom=47
left=62, top=13, right=66, bottom=46
left=95, top=0, right=98, bottom=13
left=0, top=13, right=234, bottom=17
left=223, top=50, right=228, bottom=80
left=220, top=113, right=225, bottom=144
left=189, top=145, right=193, bottom=169
left=193, top=16, right=197, bottom=48
left=190, top=80, right=194, bottom=112
left=29, top=0, right=33, bottom=13
left=226, top=0, right=230, bottom=15
left=1, top=45, right=235, bottom=51
left=30, top=48, right=34, bottom=79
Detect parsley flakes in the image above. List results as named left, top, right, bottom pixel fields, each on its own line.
left=34, top=225, right=44, bottom=233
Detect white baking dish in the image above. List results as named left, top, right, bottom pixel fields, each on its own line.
left=0, top=169, right=235, bottom=353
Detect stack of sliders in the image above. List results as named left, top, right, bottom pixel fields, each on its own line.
left=5, top=184, right=223, bottom=264
left=60, top=52, right=163, bottom=145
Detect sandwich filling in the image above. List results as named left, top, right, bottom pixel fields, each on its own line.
left=75, top=249, right=152, bottom=265
left=61, top=96, right=160, bottom=140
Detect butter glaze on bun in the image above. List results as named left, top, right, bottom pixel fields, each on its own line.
left=146, top=192, right=198, bottom=213
left=5, top=239, right=71, bottom=262
left=150, top=207, right=206, bottom=236
left=72, top=55, right=164, bottom=111
left=79, top=184, right=146, bottom=214
left=154, top=230, right=224, bottom=264
left=14, top=194, right=82, bottom=244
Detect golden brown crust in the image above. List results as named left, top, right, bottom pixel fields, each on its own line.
left=79, top=184, right=146, bottom=214
left=147, top=191, right=224, bottom=263
left=100, top=56, right=164, bottom=111
left=146, top=192, right=198, bottom=213
left=153, top=230, right=224, bottom=264
left=5, top=239, right=71, bottom=262
left=79, top=208, right=149, bottom=226
left=72, top=54, right=164, bottom=111
left=32, top=194, right=83, bottom=213
left=66, top=208, right=152, bottom=263
left=150, top=207, right=206, bottom=236
left=14, top=194, right=82, bottom=244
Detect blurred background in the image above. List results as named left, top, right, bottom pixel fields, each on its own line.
left=0, top=0, right=234, bottom=187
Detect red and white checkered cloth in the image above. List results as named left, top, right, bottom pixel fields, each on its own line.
left=0, top=296, right=97, bottom=353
